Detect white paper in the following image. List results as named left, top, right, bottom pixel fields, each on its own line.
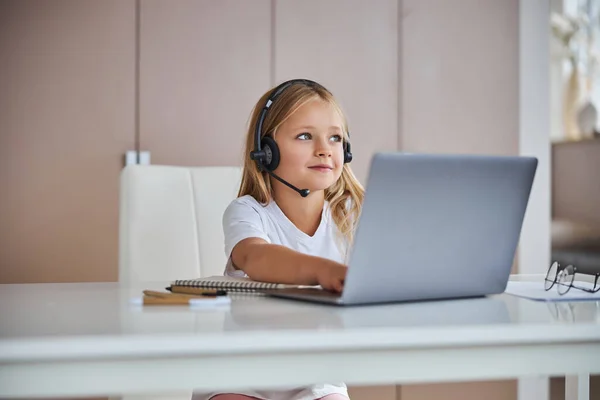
left=129, top=296, right=231, bottom=307
left=505, top=281, right=600, bottom=302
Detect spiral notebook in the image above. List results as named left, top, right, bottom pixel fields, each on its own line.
left=170, top=276, right=309, bottom=293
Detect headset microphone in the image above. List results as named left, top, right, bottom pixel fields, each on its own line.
left=266, top=170, right=310, bottom=198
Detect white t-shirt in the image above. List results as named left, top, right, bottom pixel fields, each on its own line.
left=223, top=194, right=348, bottom=277
left=210, top=194, right=349, bottom=400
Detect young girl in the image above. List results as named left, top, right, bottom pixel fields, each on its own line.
left=209, top=79, right=364, bottom=400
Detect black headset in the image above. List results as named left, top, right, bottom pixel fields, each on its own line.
left=249, top=79, right=353, bottom=197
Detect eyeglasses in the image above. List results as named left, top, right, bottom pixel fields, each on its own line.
left=544, top=261, right=600, bottom=295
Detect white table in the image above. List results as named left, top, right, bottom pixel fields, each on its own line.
left=0, top=281, right=599, bottom=399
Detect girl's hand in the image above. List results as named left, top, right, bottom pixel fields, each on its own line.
left=316, top=261, right=348, bottom=293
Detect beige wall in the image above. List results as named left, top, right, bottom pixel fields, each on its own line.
left=274, top=0, right=399, bottom=185
left=139, top=0, right=272, bottom=168
left=401, top=0, right=519, bottom=156
left=138, top=0, right=398, bottom=186
left=0, top=0, right=135, bottom=283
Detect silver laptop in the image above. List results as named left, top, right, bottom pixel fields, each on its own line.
left=265, top=152, right=538, bottom=306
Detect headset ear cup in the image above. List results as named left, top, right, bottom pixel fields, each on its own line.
left=344, top=151, right=353, bottom=164
left=344, top=141, right=353, bottom=164
left=261, top=136, right=280, bottom=171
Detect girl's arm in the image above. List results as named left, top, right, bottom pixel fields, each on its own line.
left=231, top=237, right=347, bottom=292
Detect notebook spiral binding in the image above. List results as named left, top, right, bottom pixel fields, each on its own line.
left=172, top=279, right=281, bottom=292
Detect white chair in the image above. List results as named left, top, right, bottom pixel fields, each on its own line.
left=119, top=164, right=242, bottom=283
left=118, top=164, right=242, bottom=400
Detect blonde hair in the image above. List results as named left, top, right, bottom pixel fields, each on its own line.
left=237, top=82, right=365, bottom=251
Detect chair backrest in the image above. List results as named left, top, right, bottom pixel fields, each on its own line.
left=119, top=165, right=242, bottom=283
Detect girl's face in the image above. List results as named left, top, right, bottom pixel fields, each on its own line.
left=273, top=99, right=345, bottom=193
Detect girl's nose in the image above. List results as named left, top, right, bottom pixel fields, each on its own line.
left=316, top=146, right=332, bottom=158
left=315, top=137, right=332, bottom=157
